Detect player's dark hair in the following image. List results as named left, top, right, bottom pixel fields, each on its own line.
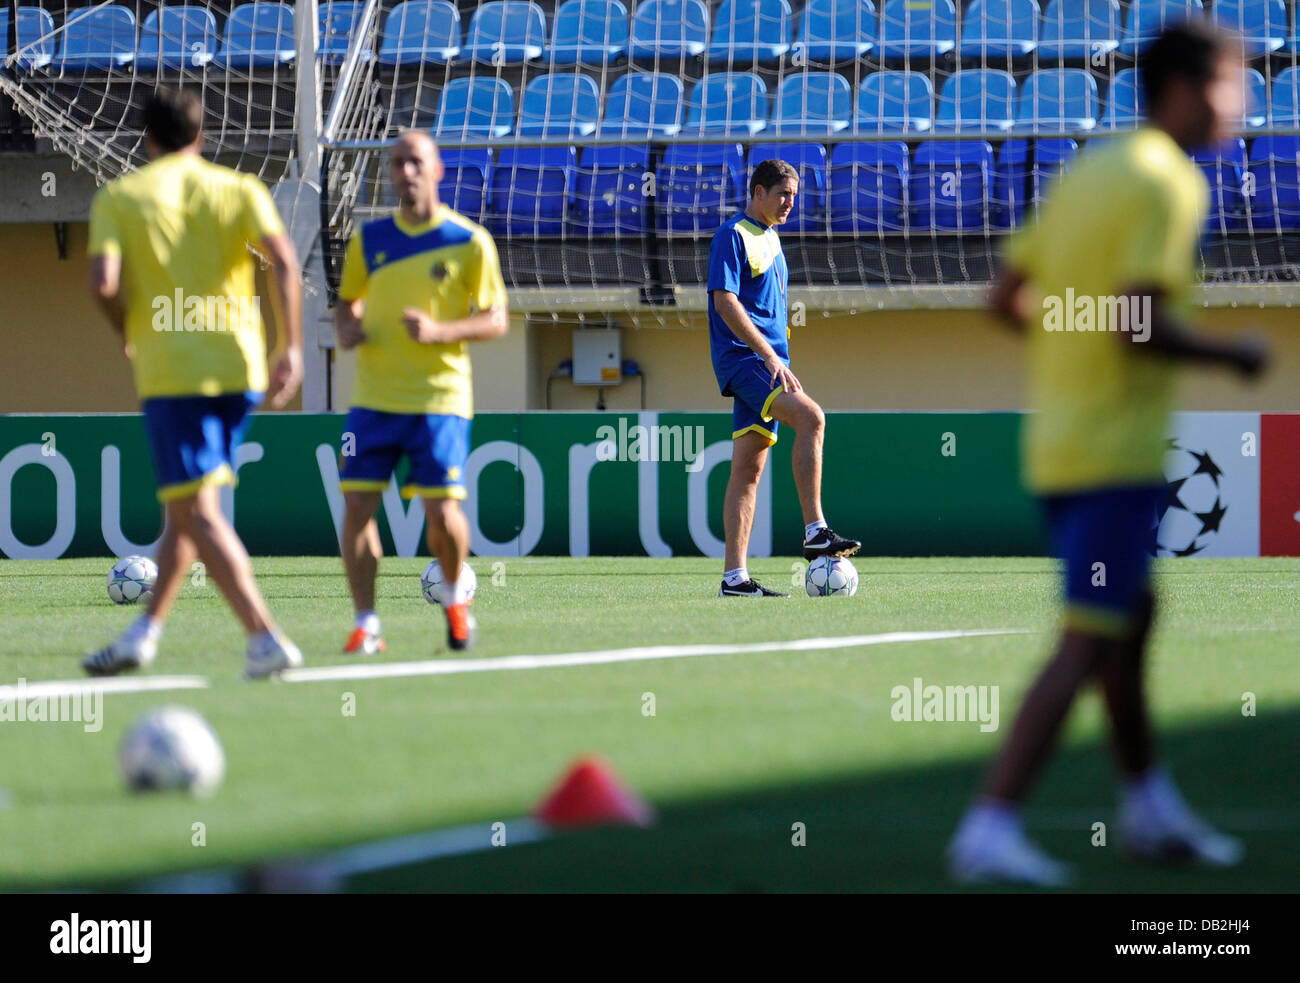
left=750, top=159, right=798, bottom=197
left=1141, top=21, right=1234, bottom=112
left=143, top=88, right=203, bottom=152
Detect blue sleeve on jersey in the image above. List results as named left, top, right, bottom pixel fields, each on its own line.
left=707, top=227, right=744, bottom=295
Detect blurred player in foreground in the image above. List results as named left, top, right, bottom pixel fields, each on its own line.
left=84, top=88, right=304, bottom=679
left=334, top=131, right=508, bottom=652
left=948, top=23, right=1269, bottom=886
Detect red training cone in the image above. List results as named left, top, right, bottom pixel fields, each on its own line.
left=535, top=756, right=656, bottom=830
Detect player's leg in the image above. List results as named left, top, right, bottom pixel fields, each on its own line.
left=721, top=429, right=772, bottom=595
left=1099, top=589, right=1156, bottom=779
left=767, top=388, right=860, bottom=560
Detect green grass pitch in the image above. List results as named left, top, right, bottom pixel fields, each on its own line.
left=1, top=556, right=1297, bottom=892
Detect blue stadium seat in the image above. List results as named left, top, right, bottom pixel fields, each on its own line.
left=1241, top=68, right=1267, bottom=128
left=747, top=142, right=828, bottom=231
left=573, top=146, right=653, bottom=235
left=596, top=71, right=684, bottom=136
left=792, top=0, right=877, bottom=63
left=1014, top=68, right=1098, bottom=132
left=377, top=0, right=460, bottom=67
left=52, top=6, right=136, bottom=72
left=439, top=149, right=492, bottom=223
left=1038, top=0, right=1121, bottom=60
left=879, top=0, right=957, bottom=62
left=137, top=7, right=219, bottom=70
left=682, top=72, right=769, bottom=135
left=1118, top=0, right=1203, bottom=59
left=433, top=77, right=514, bottom=138
left=911, top=141, right=996, bottom=229
left=933, top=70, right=1017, bottom=132
left=770, top=72, right=853, bottom=134
left=320, top=2, right=370, bottom=63
left=993, top=137, right=1077, bottom=227
left=857, top=71, right=934, bottom=131
left=1101, top=68, right=1144, bottom=128
left=827, top=142, right=910, bottom=231
left=0, top=7, right=55, bottom=71
left=461, top=1, right=547, bottom=65
left=631, top=0, right=710, bottom=59
left=655, top=143, right=746, bottom=233
left=517, top=73, right=601, bottom=137
left=547, top=0, right=628, bottom=65
left=1193, top=138, right=1247, bottom=232
left=490, top=146, right=577, bottom=236
left=1247, top=135, right=1300, bottom=230
left=1212, top=0, right=1286, bottom=58
left=1267, top=65, right=1300, bottom=125
left=218, top=3, right=296, bottom=69
left=957, top=0, right=1040, bottom=59
left=708, top=0, right=793, bottom=65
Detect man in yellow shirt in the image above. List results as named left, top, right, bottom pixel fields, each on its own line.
left=83, top=88, right=304, bottom=680
left=334, top=131, right=508, bottom=653
left=949, top=23, right=1268, bottom=885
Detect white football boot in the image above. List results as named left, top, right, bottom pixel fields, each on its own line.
left=244, top=633, right=303, bottom=680
left=948, top=813, right=1075, bottom=888
left=83, top=633, right=158, bottom=676
left=1120, top=782, right=1244, bottom=868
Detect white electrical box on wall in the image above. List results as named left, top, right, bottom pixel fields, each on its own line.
left=572, top=328, right=622, bottom=386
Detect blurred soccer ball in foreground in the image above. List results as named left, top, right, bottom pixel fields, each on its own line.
left=119, top=707, right=225, bottom=798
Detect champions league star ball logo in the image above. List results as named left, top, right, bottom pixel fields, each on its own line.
left=1153, top=441, right=1228, bottom=557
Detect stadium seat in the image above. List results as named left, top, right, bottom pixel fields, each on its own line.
left=747, top=142, right=828, bottom=232
left=708, top=0, right=794, bottom=65
left=827, top=141, right=910, bottom=231
left=1100, top=67, right=1144, bottom=128
left=596, top=71, right=684, bottom=136
left=957, top=0, right=1040, bottom=60
left=792, top=0, right=877, bottom=63
left=911, top=140, right=996, bottom=229
left=319, top=2, right=371, bottom=62
left=547, top=0, right=629, bottom=65
left=857, top=71, right=934, bottom=131
left=1118, top=0, right=1204, bottom=59
left=52, top=6, right=136, bottom=72
left=136, top=7, right=219, bottom=70
left=630, top=0, right=710, bottom=59
left=1194, top=138, right=1247, bottom=232
left=461, top=1, right=547, bottom=65
left=433, top=77, right=514, bottom=138
left=377, top=0, right=460, bottom=67
left=682, top=72, right=769, bottom=135
left=1038, top=0, right=1121, bottom=61
left=1267, top=65, right=1300, bottom=125
left=1211, top=0, right=1286, bottom=58
left=573, top=145, right=653, bottom=235
left=517, top=73, right=601, bottom=137
left=770, top=72, right=853, bottom=134
left=933, top=70, right=1017, bottom=132
left=218, top=3, right=297, bottom=69
left=490, top=146, right=577, bottom=236
left=1241, top=68, right=1267, bottom=129
left=439, top=148, right=492, bottom=223
left=1014, top=68, right=1098, bottom=132
left=878, top=0, right=957, bottom=62
left=993, top=137, right=1077, bottom=227
left=0, top=7, right=55, bottom=71
left=1247, top=135, right=1300, bottom=230
left=655, top=142, right=747, bottom=233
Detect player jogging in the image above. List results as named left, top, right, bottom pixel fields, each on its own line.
left=708, top=159, right=860, bottom=598
left=83, top=88, right=305, bottom=679
left=334, top=131, right=508, bottom=653
left=948, top=23, right=1268, bottom=886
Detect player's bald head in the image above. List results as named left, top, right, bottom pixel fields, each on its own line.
left=388, top=130, right=443, bottom=213
left=391, top=129, right=439, bottom=165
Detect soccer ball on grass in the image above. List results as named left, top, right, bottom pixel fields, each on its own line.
left=805, top=556, right=859, bottom=597
left=420, top=559, right=478, bottom=605
left=107, top=555, right=158, bottom=604
left=119, top=706, right=225, bottom=797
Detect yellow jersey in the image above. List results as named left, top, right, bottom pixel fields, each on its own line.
left=337, top=205, right=508, bottom=417
left=1005, top=128, right=1208, bottom=494
left=87, top=153, right=284, bottom=398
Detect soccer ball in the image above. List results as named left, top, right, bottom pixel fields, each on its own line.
left=107, top=555, right=158, bottom=604
left=119, top=707, right=225, bottom=797
left=806, top=556, right=859, bottom=597
left=420, top=559, right=477, bottom=605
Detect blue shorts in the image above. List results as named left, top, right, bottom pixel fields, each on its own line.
left=338, top=408, right=471, bottom=500
left=1042, top=484, right=1167, bottom=637
left=141, top=391, right=262, bottom=502
left=722, top=358, right=783, bottom=445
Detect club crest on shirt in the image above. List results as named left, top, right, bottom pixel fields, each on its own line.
left=431, top=260, right=456, bottom=281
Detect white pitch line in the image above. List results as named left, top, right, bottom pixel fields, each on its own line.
left=0, top=675, right=209, bottom=701
left=280, top=628, right=1028, bottom=685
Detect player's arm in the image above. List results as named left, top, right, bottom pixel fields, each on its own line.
left=88, top=254, right=126, bottom=336
left=988, top=264, right=1031, bottom=332
left=712, top=289, right=801, bottom=393
left=1118, top=286, right=1267, bottom=378
left=260, top=231, right=303, bottom=408
left=403, top=228, right=509, bottom=344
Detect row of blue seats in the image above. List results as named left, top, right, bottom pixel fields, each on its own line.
left=422, top=66, right=1288, bottom=140
left=7, top=0, right=1299, bottom=73
left=436, top=134, right=1300, bottom=236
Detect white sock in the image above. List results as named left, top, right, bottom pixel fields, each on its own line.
left=124, top=615, right=161, bottom=644
left=249, top=629, right=278, bottom=654
left=1124, top=766, right=1184, bottom=818
left=356, top=610, right=380, bottom=635
left=805, top=519, right=828, bottom=540
left=955, top=798, right=1022, bottom=849
left=440, top=579, right=468, bottom=607
left=723, top=567, right=749, bottom=587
